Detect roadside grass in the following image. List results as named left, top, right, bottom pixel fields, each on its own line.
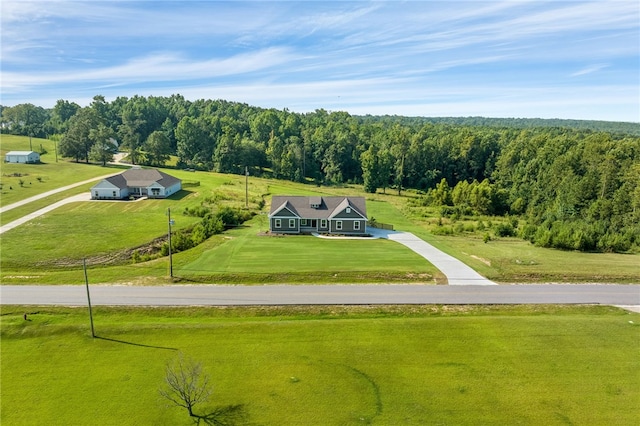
left=2, top=305, right=638, bottom=425
left=423, top=235, right=640, bottom=283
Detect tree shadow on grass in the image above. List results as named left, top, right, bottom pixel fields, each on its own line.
left=167, top=189, right=193, bottom=200
left=95, top=335, right=178, bottom=351
left=192, top=404, right=248, bottom=426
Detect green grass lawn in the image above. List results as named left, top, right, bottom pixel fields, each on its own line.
left=424, top=234, right=640, bottom=283
left=179, top=217, right=440, bottom=283
left=1, top=305, right=638, bottom=425
left=0, top=135, right=121, bottom=208
left=0, top=196, right=202, bottom=269
left=1, top=135, right=639, bottom=284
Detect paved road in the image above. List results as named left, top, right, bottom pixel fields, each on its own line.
left=2, top=284, right=638, bottom=307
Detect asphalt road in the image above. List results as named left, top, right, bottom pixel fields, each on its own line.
left=2, top=284, right=638, bottom=307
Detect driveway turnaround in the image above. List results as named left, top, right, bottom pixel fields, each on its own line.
left=2, top=284, right=638, bottom=307
left=368, top=228, right=496, bottom=285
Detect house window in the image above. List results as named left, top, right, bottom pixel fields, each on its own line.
left=346, top=207, right=351, bottom=213
left=94, top=192, right=99, bottom=197
left=289, top=219, right=296, bottom=228
left=336, top=221, right=343, bottom=231
left=112, top=191, right=116, bottom=197
left=301, top=219, right=307, bottom=226
left=320, top=219, right=327, bottom=228
left=275, top=219, right=281, bottom=228
left=354, top=221, right=360, bottom=231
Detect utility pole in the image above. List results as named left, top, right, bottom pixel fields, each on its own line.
left=83, top=258, right=95, bottom=338
left=167, top=208, right=174, bottom=277
left=245, top=166, right=249, bottom=208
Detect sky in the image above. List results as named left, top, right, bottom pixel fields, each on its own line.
left=1, top=0, right=639, bottom=122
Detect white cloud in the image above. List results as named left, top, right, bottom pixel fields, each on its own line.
left=0, top=1, right=637, bottom=121
left=571, top=63, right=610, bottom=77
left=1, top=47, right=300, bottom=90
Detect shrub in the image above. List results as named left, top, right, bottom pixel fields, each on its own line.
left=439, top=206, right=455, bottom=218
left=215, top=206, right=253, bottom=227
left=464, top=223, right=476, bottom=232
left=183, top=205, right=209, bottom=218
left=519, top=224, right=537, bottom=242
left=494, top=222, right=516, bottom=237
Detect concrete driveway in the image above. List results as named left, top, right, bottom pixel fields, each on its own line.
left=368, top=227, right=497, bottom=285
left=0, top=192, right=92, bottom=235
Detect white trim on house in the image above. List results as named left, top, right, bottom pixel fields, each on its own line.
left=268, top=196, right=368, bottom=235
left=90, top=168, right=181, bottom=200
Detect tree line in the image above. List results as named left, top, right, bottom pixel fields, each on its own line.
left=2, top=95, right=639, bottom=252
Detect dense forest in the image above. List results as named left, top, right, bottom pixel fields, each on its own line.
left=2, top=96, right=639, bottom=253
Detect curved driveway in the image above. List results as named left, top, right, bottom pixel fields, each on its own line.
left=369, top=228, right=496, bottom=285
left=0, top=171, right=121, bottom=235
left=0, top=193, right=91, bottom=235
left=2, top=169, right=637, bottom=312
left=0, top=173, right=117, bottom=214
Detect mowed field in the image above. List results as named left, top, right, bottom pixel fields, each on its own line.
left=1, top=135, right=639, bottom=284
left=2, top=135, right=639, bottom=426
left=1, top=305, right=639, bottom=425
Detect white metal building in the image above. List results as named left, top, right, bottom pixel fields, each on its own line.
left=4, top=151, right=40, bottom=163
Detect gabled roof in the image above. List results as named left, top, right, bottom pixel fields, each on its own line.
left=328, top=197, right=366, bottom=219
left=97, top=168, right=181, bottom=190
left=6, top=151, right=39, bottom=156
left=120, top=168, right=181, bottom=188
left=103, top=174, right=128, bottom=189
left=269, top=196, right=367, bottom=220
left=270, top=200, right=300, bottom=218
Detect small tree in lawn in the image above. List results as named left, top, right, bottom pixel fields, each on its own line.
left=159, top=353, right=212, bottom=417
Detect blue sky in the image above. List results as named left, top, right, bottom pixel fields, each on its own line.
left=1, top=0, right=638, bottom=121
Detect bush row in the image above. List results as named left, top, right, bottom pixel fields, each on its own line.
left=161, top=207, right=254, bottom=256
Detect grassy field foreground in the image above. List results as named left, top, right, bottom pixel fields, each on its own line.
left=1, top=305, right=638, bottom=425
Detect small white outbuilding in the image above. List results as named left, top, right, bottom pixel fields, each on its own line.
left=4, top=151, right=40, bottom=164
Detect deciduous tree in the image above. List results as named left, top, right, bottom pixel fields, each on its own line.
left=159, top=354, right=213, bottom=418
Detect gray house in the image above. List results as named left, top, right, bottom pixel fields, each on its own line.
left=269, top=195, right=368, bottom=235
left=5, top=151, right=40, bottom=163
left=91, top=168, right=181, bottom=200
